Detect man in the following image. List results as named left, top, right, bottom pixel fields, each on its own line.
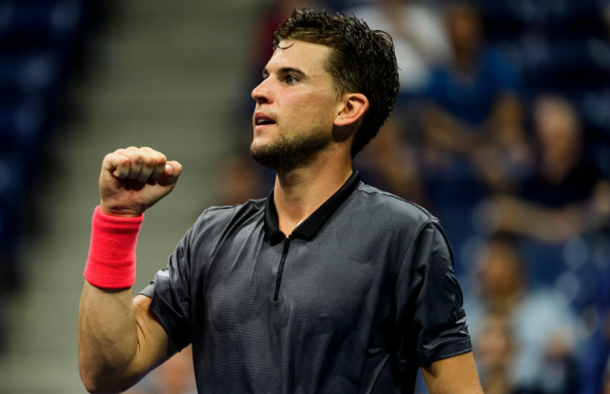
left=79, top=9, right=481, bottom=394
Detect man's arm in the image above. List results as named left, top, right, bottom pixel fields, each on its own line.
left=78, top=147, right=182, bottom=393
left=422, top=352, right=483, bottom=394
left=78, top=287, right=176, bottom=393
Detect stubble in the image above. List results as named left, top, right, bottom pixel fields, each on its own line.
left=250, top=129, right=332, bottom=173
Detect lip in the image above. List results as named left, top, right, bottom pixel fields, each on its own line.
left=253, top=112, right=277, bottom=130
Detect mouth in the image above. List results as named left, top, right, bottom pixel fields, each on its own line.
left=254, top=113, right=277, bottom=128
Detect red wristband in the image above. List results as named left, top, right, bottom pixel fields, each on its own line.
left=84, top=206, right=144, bottom=289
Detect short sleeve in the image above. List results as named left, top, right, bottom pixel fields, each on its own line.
left=395, top=221, right=472, bottom=369
left=139, top=223, right=198, bottom=351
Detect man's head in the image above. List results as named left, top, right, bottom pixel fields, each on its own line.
left=263, top=9, right=399, bottom=159
left=533, top=94, right=581, bottom=158
left=446, top=1, right=482, bottom=58
left=476, top=235, right=525, bottom=302
left=250, top=40, right=347, bottom=172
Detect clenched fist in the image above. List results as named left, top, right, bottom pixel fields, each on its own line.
left=99, top=147, right=182, bottom=217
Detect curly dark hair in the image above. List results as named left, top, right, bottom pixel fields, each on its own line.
left=273, top=8, right=400, bottom=157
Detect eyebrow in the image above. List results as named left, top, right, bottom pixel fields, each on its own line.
left=262, top=67, right=307, bottom=79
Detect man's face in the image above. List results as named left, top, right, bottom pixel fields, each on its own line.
left=250, top=40, right=343, bottom=172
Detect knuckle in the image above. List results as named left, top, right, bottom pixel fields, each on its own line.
left=156, top=154, right=167, bottom=165
left=132, top=154, right=143, bottom=164
left=143, top=156, right=156, bottom=167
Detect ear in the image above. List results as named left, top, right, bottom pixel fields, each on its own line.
left=334, top=93, right=369, bottom=128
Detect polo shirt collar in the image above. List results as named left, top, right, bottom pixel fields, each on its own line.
left=264, top=170, right=361, bottom=244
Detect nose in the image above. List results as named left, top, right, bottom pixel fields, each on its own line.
left=251, top=78, right=272, bottom=104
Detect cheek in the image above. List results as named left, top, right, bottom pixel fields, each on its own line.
left=280, top=89, right=339, bottom=130
left=307, top=93, right=339, bottom=121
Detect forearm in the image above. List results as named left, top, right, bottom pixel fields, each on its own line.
left=78, top=147, right=181, bottom=393
left=78, top=282, right=141, bottom=393
left=423, top=352, right=483, bottom=394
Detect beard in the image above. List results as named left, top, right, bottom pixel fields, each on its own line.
left=250, top=129, right=332, bottom=173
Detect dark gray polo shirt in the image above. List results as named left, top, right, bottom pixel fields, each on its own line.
left=141, top=171, right=471, bottom=393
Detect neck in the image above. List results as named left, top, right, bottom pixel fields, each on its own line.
left=453, top=46, right=477, bottom=74
left=488, top=288, right=522, bottom=312
left=273, top=149, right=353, bottom=237
left=541, top=146, right=579, bottom=185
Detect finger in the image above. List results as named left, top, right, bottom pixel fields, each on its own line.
left=147, top=151, right=168, bottom=181
left=121, top=150, right=143, bottom=180
left=112, top=148, right=141, bottom=179
left=103, top=152, right=131, bottom=179
left=137, top=147, right=167, bottom=182
left=158, top=160, right=182, bottom=186
left=137, top=154, right=157, bottom=183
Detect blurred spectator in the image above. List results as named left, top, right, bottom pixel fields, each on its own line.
left=464, top=235, right=578, bottom=394
left=347, top=0, right=451, bottom=94
left=576, top=260, right=610, bottom=394
left=346, top=0, right=452, bottom=206
left=471, top=94, right=533, bottom=194
left=475, top=309, right=515, bottom=394
left=419, top=0, right=527, bottom=211
left=482, top=95, right=610, bottom=243
left=422, top=0, right=523, bottom=148
left=354, top=117, right=426, bottom=205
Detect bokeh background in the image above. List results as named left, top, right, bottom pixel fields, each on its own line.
left=0, top=0, right=609, bottom=393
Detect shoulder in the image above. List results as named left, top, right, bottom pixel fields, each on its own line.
left=352, top=182, right=438, bottom=225
left=190, top=197, right=267, bottom=235
left=348, top=182, right=446, bottom=249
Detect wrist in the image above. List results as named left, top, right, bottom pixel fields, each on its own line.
left=99, top=203, right=144, bottom=218
left=84, top=206, right=144, bottom=289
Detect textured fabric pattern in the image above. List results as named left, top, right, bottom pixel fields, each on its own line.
left=141, top=175, right=471, bottom=394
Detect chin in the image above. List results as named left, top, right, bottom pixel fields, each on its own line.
left=251, top=134, right=275, bottom=151
left=249, top=140, right=265, bottom=154
left=249, top=140, right=267, bottom=159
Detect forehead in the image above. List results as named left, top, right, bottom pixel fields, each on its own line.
left=265, top=40, right=332, bottom=76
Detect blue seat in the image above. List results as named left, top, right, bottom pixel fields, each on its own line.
left=0, top=51, right=63, bottom=99
left=568, top=88, right=610, bottom=145
left=476, top=0, right=605, bottom=41
left=0, top=0, right=84, bottom=51
left=0, top=96, right=49, bottom=155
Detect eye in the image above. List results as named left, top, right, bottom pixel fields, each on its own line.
left=286, top=75, right=298, bottom=84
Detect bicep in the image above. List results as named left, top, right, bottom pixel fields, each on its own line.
left=421, top=352, right=483, bottom=394
left=132, top=295, right=177, bottom=374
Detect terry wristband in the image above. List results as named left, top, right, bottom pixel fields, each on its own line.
left=84, top=206, right=144, bottom=289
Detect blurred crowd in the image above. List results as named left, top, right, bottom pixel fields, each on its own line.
left=2, top=0, right=609, bottom=393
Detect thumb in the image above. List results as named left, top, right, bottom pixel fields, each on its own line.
left=158, top=160, right=182, bottom=186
